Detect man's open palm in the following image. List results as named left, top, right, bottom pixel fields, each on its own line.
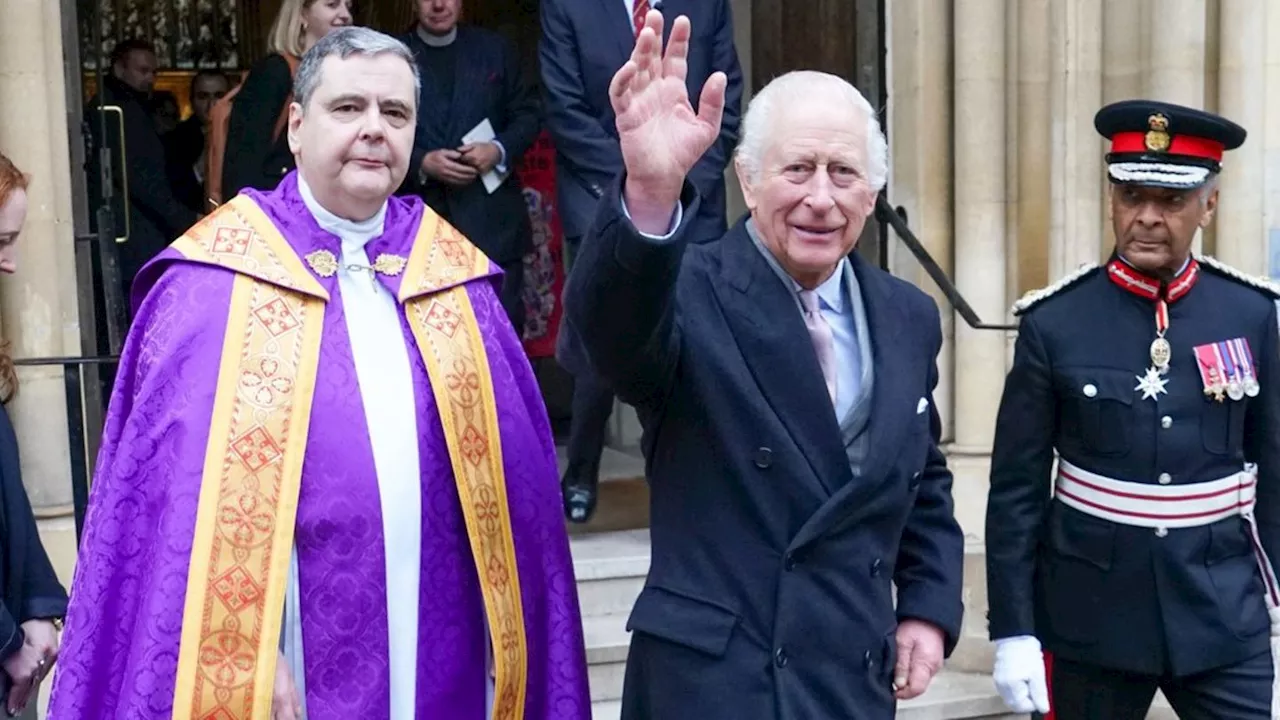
left=610, top=11, right=727, bottom=200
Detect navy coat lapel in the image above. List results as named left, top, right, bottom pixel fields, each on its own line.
left=446, top=28, right=476, bottom=144
left=714, top=221, right=850, bottom=498
left=600, top=0, right=637, bottom=64
left=790, top=254, right=913, bottom=549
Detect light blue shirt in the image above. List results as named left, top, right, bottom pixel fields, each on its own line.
left=745, top=221, right=862, bottom=419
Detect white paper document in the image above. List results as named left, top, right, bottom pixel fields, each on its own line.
left=462, top=118, right=506, bottom=194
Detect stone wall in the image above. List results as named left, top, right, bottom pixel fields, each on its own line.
left=887, top=0, right=1278, bottom=670
left=0, top=0, right=86, bottom=714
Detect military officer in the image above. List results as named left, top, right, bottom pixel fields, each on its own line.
left=986, top=99, right=1280, bottom=719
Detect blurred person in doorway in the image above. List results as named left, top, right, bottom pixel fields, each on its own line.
left=540, top=0, right=744, bottom=523
left=399, top=0, right=543, bottom=337
left=0, top=153, right=70, bottom=719
left=166, top=69, right=230, bottom=213
left=221, top=0, right=353, bottom=199
left=148, top=91, right=181, bottom=135
left=86, top=39, right=198, bottom=315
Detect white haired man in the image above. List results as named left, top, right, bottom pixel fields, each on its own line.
left=49, top=26, right=590, bottom=720
left=560, top=11, right=964, bottom=719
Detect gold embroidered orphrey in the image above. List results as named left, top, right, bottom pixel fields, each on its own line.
left=168, top=196, right=528, bottom=719
left=1145, top=112, right=1171, bottom=152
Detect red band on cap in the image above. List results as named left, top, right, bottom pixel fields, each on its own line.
left=1110, top=132, right=1224, bottom=162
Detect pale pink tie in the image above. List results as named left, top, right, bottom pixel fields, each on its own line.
left=799, top=290, right=837, bottom=403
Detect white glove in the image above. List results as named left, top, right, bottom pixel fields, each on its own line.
left=992, top=635, right=1051, bottom=715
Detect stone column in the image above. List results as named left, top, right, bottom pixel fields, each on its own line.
left=1101, top=0, right=1149, bottom=253
left=952, top=0, right=1005, bottom=451
left=1148, top=0, right=1209, bottom=253
left=1049, top=0, right=1104, bottom=278
left=1265, top=0, right=1280, bottom=280
left=1004, top=0, right=1020, bottom=329
left=0, top=0, right=82, bottom=714
left=0, top=0, right=80, bottom=502
left=887, top=0, right=954, bottom=440
left=1148, top=0, right=1208, bottom=108
left=1017, top=0, right=1051, bottom=296
left=1216, top=0, right=1267, bottom=273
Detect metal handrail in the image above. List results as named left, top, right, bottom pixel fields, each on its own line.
left=12, top=355, right=119, bottom=542
left=874, top=195, right=1018, bottom=332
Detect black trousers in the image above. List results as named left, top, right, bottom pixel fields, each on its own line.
left=561, top=236, right=615, bottom=485
left=497, top=257, right=526, bottom=339
left=1049, top=651, right=1273, bottom=719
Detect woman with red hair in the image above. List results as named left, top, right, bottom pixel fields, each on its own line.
left=0, top=153, right=69, bottom=718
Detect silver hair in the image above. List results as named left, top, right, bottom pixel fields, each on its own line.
left=1199, top=172, right=1220, bottom=203
left=293, top=27, right=421, bottom=113
left=734, top=70, right=888, bottom=192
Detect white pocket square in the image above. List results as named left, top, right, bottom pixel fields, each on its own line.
left=916, top=397, right=929, bottom=414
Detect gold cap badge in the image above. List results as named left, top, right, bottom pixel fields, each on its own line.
left=1144, top=113, right=1171, bottom=152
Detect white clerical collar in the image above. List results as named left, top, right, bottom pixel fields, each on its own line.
left=418, top=26, right=457, bottom=47
left=297, top=173, right=386, bottom=251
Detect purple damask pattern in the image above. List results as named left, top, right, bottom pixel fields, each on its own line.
left=48, top=254, right=236, bottom=718
left=50, top=173, right=590, bottom=719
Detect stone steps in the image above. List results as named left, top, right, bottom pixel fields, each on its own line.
left=570, top=529, right=1023, bottom=719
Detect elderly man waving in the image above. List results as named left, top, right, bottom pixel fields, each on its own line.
left=561, top=10, right=965, bottom=720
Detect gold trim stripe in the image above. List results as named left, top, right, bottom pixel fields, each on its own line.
left=173, top=196, right=329, bottom=301
left=402, top=207, right=526, bottom=719
left=406, top=287, right=527, bottom=720
left=172, top=208, right=326, bottom=719
left=399, top=208, right=492, bottom=302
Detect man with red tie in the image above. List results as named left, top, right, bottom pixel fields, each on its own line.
left=987, top=99, right=1280, bottom=719
left=539, top=0, right=743, bottom=523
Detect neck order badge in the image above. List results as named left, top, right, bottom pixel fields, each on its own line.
left=1106, top=257, right=1200, bottom=401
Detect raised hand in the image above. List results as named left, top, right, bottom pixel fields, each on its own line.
left=609, top=11, right=727, bottom=224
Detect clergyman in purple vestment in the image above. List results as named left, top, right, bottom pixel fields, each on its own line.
left=48, top=28, right=589, bottom=720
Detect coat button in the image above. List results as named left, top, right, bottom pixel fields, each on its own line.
left=870, top=558, right=882, bottom=577
left=1083, top=383, right=1098, bottom=397
left=775, top=648, right=788, bottom=668
left=863, top=649, right=874, bottom=668
left=754, top=447, right=773, bottom=469
left=784, top=552, right=797, bottom=571
left=1158, top=472, right=1172, bottom=485
left=1161, top=415, right=1173, bottom=429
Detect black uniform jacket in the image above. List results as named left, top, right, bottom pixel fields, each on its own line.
left=987, top=256, right=1280, bottom=677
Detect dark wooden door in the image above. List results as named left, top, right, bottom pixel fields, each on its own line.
left=750, top=0, right=887, bottom=266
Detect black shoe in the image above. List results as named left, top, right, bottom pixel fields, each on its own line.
left=562, top=475, right=599, bottom=524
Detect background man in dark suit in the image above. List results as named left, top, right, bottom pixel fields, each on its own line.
left=166, top=70, right=230, bottom=213
left=562, top=12, right=964, bottom=718
left=401, top=0, right=542, bottom=334
left=86, top=39, right=199, bottom=317
left=540, top=0, right=743, bottom=522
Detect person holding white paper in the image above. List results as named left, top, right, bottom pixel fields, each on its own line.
left=399, top=0, right=543, bottom=335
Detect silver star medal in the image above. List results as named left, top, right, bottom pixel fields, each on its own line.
left=1135, top=366, right=1169, bottom=401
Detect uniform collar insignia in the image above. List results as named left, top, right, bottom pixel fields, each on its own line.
left=1106, top=256, right=1200, bottom=303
